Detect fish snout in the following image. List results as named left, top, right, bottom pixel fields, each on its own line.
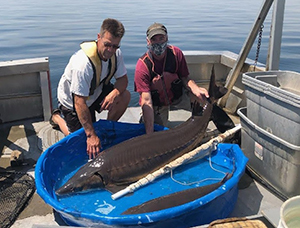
left=55, top=173, right=106, bottom=195
left=55, top=182, right=76, bottom=196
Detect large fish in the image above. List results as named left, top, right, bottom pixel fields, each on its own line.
left=55, top=66, right=233, bottom=195
left=121, top=173, right=233, bottom=215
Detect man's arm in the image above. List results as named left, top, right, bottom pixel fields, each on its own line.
left=114, top=74, right=128, bottom=93
left=100, top=75, right=128, bottom=111
left=74, top=94, right=101, bottom=159
left=182, top=77, right=209, bottom=103
left=141, top=92, right=155, bottom=134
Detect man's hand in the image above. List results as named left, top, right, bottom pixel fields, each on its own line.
left=86, top=133, right=101, bottom=160
left=192, top=86, right=209, bottom=103
left=185, top=78, right=209, bottom=104
left=100, top=90, right=118, bottom=112
left=100, top=75, right=128, bottom=112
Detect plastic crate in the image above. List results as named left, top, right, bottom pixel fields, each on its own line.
left=242, top=71, right=300, bottom=146
left=238, top=107, right=300, bottom=199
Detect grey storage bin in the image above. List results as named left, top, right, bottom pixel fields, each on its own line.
left=238, top=107, right=300, bottom=199
left=242, top=71, right=300, bottom=146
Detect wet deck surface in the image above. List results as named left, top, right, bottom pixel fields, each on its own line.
left=0, top=107, right=283, bottom=228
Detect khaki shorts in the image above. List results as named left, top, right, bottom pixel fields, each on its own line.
left=140, top=90, right=192, bottom=127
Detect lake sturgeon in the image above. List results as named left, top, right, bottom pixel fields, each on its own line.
left=55, top=66, right=233, bottom=195
left=121, top=173, right=233, bottom=214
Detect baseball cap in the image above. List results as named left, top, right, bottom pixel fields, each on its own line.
left=146, top=23, right=167, bottom=39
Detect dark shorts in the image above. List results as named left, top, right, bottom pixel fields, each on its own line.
left=60, top=104, right=96, bottom=133
left=60, top=82, right=114, bottom=133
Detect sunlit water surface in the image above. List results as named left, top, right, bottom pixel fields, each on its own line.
left=1, top=0, right=299, bottom=106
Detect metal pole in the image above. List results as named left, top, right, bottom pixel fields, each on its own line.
left=266, top=0, right=285, bottom=70
left=218, top=0, right=274, bottom=108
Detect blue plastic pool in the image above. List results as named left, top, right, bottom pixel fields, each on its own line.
left=35, top=120, right=248, bottom=228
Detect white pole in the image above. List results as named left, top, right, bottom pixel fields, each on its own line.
left=266, top=0, right=285, bottom=70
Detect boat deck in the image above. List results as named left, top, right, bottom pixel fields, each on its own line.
left=0, top=107, right=284, bottom=228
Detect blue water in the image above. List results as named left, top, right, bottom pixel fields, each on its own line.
left=43, top=140, right=242, bottom=227
left=57, top=158, right=231, bottom=217
left=1, top=0, right=299, bottom=107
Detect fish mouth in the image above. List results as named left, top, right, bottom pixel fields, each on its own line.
left=55, top=181, right=78, bottom=196
left=55, top=172, right=105, bottom=196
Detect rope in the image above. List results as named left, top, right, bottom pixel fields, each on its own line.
left=169, top=153, right=226, bottom=186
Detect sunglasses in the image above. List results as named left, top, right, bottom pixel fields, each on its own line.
left=102, top=41, right=120, bottom=49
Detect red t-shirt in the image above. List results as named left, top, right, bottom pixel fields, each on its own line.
left=134, top=45, right=189, bottom=94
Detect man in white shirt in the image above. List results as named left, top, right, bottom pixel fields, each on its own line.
left=53, top=18, right=130, bottom=159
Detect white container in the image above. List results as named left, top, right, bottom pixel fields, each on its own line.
left=238, top=107, right=300, bottom=199
left=278, top=195, right=300, bottom=228
left=242, top=71, right=300, bottom=146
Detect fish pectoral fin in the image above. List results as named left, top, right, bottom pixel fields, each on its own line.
left=105, top=184, right=133, bottom=196
left=211, top=104, right=235, bottom=133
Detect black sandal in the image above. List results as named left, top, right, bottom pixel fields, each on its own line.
left=49, top=109, right=61, bottom=130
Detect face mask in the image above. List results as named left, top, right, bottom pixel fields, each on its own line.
left=148, top=41, right=168, bottom=56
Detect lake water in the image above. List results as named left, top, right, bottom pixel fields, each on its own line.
left=1, top=0, right=299, bottom=106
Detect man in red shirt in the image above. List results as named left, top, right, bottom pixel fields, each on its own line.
left=134, top=23, right=209, bottom=134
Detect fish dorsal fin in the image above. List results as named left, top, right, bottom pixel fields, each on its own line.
left=208, top=65, right=228, bottom=102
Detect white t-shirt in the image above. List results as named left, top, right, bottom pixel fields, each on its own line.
left=57, top=48, right=127, bottom=109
